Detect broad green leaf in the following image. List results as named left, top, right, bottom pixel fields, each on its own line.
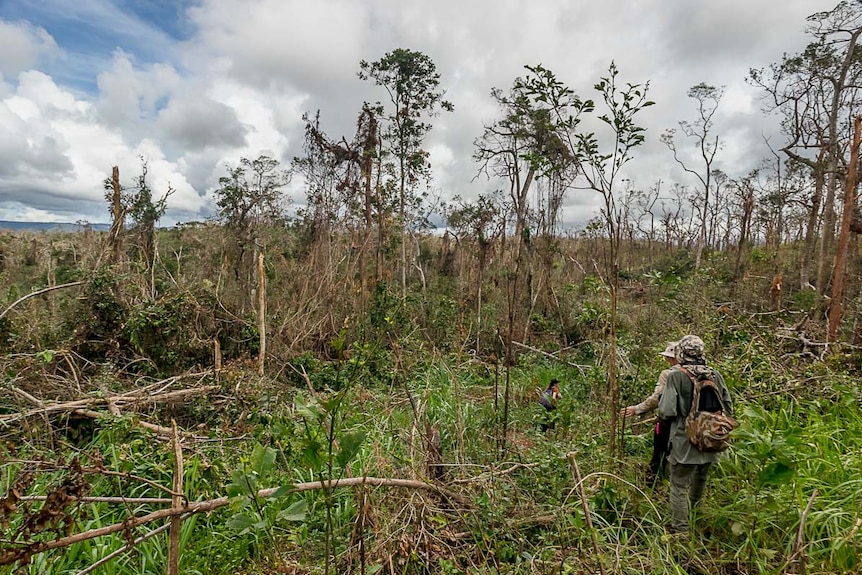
left=296, top=400, right=320, bottom=420
left=321, top=389, right=347, bottom=414
left=227, top=469, right=254, bottom=497
left=276, top=499, right=307, bottom=522
left=250, top=443, right=276, bottom=477
left=330, top=328, right=347, bottom=353
left=268, top=485, right=295, bottom=499
left=226, top=512, right=255, bottom=534
left=756, top=459, right=796, bottom=487
left=232, top=497, right=251, bottom=513
left=336, top=430, right=367, bottom=469
left=303, top=438, right=324, bottom=469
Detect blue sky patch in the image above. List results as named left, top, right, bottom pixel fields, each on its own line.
left=1, top=0, right=194, bottom=92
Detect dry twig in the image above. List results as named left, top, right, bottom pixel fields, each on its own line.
left=512, top=341, right=589, bottom=375
left=0, top=476, right=472, bottom=567
left=567, top=452, right=607, bottom=575
left=0, top=281, right=86, bottom=321
left=167, top=420, right=184, bottom=575
left=781, top=489, right=818, bottom=575
left=0, top=386, right=218, bottom=426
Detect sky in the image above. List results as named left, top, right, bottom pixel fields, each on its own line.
left=0, top=0, right=841, bottom=228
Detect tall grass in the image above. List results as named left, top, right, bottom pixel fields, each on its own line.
left=3, top=345, right=860, bottom=574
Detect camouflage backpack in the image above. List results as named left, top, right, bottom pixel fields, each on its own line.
left=681, top=368, right=738, bottom=452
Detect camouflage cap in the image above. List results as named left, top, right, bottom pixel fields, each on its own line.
left=675, top=334, right=705, bottom=364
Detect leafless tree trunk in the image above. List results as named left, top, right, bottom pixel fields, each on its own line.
left=108, top=166, right=124, bottom=264
left=828, top=116, right=861, bottom=340
left=734, top=176, right=756, bottom=284
left=258, top=253, right=266, bottom=375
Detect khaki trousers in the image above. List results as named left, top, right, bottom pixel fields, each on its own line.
left=668, top=461, right=713, bottom=532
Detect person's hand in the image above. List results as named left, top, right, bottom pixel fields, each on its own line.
left=620, top=406, right=637, bottom=418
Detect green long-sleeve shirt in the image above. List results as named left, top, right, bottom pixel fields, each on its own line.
left=658, top=366, right=733, bottom=465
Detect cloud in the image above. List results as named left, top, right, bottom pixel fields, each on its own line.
left=187, top=0, right=369, bottom=91
left=0, top=200, right=94, bottom=223
left=157, top=96, right=248, bottom=151
left=0, top=72, right=76, bottom=181
left=0, top=69, right=209, bottom=224
left=96, top=52, right=182, bottom=133
left=0, top=0, right=844, bottom=228
left=0, top=19, right=59, bottom=78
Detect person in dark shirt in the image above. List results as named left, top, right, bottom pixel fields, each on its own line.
left=539, top=379, right=561, bottom=432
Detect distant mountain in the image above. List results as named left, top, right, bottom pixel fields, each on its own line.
left=0, top=221, right=111, bottom=233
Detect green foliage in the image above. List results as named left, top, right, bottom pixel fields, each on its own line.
left=689, top=362, right=862, bottom=572
left=238, top=318, right=261, bottom=356
left=225, top=441, right=307, bottom=557
left=359, top=48, right=453, bottom=234
left=369, top=280, right=405, bottom=333
left=576, top=301, right=609, bottom=328
left=790, top=288, right=818, bottom=311
left=123, top=292, right=209, bottom=374
left=0, top=315, right=14, bottom=351
left=215, top=156, right=289, bottom=233
left=416, top=291, right=458, bottom=350
left=294, top=389, right=367, bottom=575
left=3, top=336, right=861, bottom=575
left=67, top=268, right=128, bottom=362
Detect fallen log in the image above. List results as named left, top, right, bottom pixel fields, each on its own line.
left=0, top=476, right=473, bottom=567
left=0, top=386, right=219, bottom=426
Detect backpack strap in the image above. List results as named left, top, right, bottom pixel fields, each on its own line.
left=679, top=367, right=700, bottom=420
left=679, top=367, right=728, bottom=414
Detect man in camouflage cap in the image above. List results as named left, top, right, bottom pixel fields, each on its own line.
left=675, top=334, right=706, bottom=366
left=658, top=335, right=734, bottom=533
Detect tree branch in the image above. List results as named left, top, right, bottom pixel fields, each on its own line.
left=0, top=281, right=86, bottom=321
left=0, top=477, right=472, bottom=566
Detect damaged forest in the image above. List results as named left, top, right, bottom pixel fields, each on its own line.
left=3, top=4, right=862, bottom=575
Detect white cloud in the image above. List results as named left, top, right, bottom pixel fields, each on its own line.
left=187, top=0, right=369, bottom=90
left=96, top=52, right=182, bottom=133
left=16, top=70, right=85, bottom=114
left=0, top=201, right=90, bottom=223
left=0, top=69, right=207, bottom=224
left=0, top=20, right=58, bottom=76
left=0, top=0, right=845, bottom=228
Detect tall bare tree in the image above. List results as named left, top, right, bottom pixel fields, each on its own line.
left=661, top=83, right=724, bottom=269
left=474, top=76, right=576, bottom=338
left=215, top=155, right=290, bottom=310
left=750, top=1, right=862, bottom=290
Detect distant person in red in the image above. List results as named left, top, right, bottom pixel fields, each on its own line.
left=539, top=379, right=562, bottom=432
left=621, top=341, right=679, bottom=484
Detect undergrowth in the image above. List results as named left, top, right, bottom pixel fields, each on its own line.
left=1, top=230, right=860, bottom=574
left=2, top=340, right=860, bottom=574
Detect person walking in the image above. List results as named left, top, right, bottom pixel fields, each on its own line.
left=539, top=379, right=561, bottom=432
left=658, top=335, right=733, bottom=533
left=621, top=341, right=679, bottom=483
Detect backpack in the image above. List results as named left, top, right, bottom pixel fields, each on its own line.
left=681, top=368, right=738, bottom=452
left=539, top=388, right=558, bottom=411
